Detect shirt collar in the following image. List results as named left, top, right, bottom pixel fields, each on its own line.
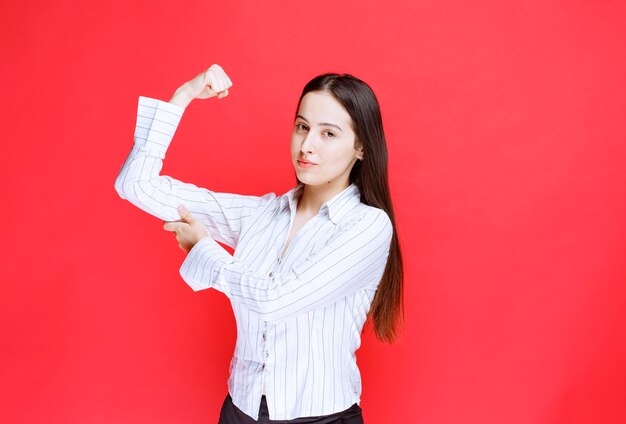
left=279, top=183, right=361, bottom=224
left=279, top=184, right=304, bottom=212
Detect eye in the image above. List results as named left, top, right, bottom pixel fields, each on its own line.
left=323, top=130, right=336, bottom=138
left=295, top=123, right=309, bottom=132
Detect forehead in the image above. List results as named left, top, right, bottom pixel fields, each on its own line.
left=297, top=91, right=352, bottom=126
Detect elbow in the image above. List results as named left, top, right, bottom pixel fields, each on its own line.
left=113, top=176, right=125, bottom=199
left=113, top=173, right=140, bottom=203
left=113, top=174, right=130, bottom=200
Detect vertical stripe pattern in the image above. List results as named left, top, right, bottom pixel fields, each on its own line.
left=114, top=96, right=393, bottom=421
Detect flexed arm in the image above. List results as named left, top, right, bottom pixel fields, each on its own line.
left=114, top=65, right=267, bottom=249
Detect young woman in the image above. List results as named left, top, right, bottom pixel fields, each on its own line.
left=114, top=64, right=404, bottom=423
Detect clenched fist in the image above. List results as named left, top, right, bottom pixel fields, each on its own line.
left=186, top=64, right=233, bottom=99
left=169, top=64, right=233, bottom=109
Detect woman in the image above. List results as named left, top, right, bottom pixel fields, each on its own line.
left=114, top=64, right=404, bottom=423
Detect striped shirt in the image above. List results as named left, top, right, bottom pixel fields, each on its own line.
left=114, top=96, right=393, bottom=420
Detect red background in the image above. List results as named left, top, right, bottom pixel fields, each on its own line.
left=2, top=1, right=625, bottom=423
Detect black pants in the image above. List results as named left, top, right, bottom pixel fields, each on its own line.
left=218, top=393, right=364, bottom=424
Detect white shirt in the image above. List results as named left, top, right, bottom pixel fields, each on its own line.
left=114, top=96, right=393, bottom=420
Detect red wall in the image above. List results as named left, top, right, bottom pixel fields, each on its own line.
left=2, top=1, right=625, bottom=423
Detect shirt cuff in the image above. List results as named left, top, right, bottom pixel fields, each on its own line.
left=179, top=236, right=233, bottom=291
left=134, top=96, right=185, bottom=158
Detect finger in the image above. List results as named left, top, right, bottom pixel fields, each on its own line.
left=163, top=222, right=181, bottom=232
left=203, top=69, right=214, bottom=90
left=178, top=204, right=195, bottom=223
left=215, top=77, right=226, bottom=93
left=208, top=67, right=223, bottom=92
left=217, top=71, right=229, bottom=92
left=210, top=64, right=231, bottom=92
left=224, top=73, right=233, bottom=88
left=207, top=68, right=220, bottom=91
left=217, top=67, right=230, bottom=91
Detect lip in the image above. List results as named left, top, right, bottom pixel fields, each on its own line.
left=297, top=159, right=317, bottom=168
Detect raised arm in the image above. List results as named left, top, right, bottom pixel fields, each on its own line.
left=114, top=65, right=266, bottom=249
left=178, top=207, right=394, bottom=322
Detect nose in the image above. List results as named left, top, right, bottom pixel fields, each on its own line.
left=300, top=131, right=315, bottom=155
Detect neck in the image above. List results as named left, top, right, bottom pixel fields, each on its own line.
left=298, top=180, right=350, bottom=215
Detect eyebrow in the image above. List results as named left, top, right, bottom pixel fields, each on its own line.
left=296, top=115, right=344, bottom=133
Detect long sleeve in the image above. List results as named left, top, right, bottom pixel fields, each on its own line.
left=114, top=96, right=269, bottom=248
left=178, top=208, right=393, bottom=322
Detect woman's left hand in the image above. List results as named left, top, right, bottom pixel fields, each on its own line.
left=163, top=205, right=211, bottom=254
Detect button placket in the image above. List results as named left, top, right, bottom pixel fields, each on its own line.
left=269, top=255, right=282, bottom=278
left=262, top=322, right=268, bottom=372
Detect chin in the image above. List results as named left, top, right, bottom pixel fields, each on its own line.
left=294, top=173, right=318, bottom=186
left=295, top=173, right=312, bottom=184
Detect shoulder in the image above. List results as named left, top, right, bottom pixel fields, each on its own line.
left=327, top=204, right=393, bottom=255
left=364, top=205, right=393, bottom=236
left=338, top=202, right=392, bottom=234
left=359, top=202, right=391, bottom=224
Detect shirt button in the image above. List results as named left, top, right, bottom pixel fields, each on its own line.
left=269, top=272, right=273, bottom=278
left=265, top=352, right=269, bottom=358
left=262, top=333, right=266, bottom=340
left=262, top=363, right=266, bottom=369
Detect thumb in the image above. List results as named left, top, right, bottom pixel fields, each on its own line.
left=163, top=221, right=182, bottom=232
left=178, top=204, right=195, bottom=223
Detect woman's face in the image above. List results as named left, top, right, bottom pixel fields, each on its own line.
left=291, top=91, right=364, bottom=189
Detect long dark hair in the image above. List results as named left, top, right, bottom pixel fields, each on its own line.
left=294, top=73, right=404, bottom=343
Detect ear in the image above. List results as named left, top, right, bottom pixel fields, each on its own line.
left=355, top=144, right=365, bottom=160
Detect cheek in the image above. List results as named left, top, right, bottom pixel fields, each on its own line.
left=325, top=144, right=354, bottom=164
left=290, top=138, right=299, bottom=156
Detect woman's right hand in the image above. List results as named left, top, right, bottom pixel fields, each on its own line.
left=169, top=64, right=233, bottom=109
